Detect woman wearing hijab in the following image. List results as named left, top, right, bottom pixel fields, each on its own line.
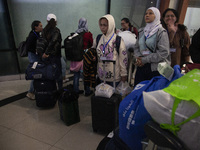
left=93, top=14, right=128, bottom=87
left=134, top=7, right=170, bottom=86
left=70, top=18, right=93, bottom=95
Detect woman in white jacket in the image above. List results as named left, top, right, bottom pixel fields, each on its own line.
left=93, top=14, right=128, bottom=86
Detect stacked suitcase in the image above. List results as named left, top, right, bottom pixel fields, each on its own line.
left=91, top=60, right=122, bottom=133
left=34, top=80, right=58, bottom=107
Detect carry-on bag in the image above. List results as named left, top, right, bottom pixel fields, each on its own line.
left=34, top=80, right=57, bottom=107
left=91, top=60, right=122, bottom=133
left=58, top=84, right=80, bottom=126
left=26, top=61, right=58, bottom=80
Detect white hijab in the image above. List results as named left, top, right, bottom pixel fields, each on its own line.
left=144, top=7, right=162, bottom=39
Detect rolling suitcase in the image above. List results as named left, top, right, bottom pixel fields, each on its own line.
left=34, top=80, right=57, bottom=107
left=91, top=60, right=122, bottom=133
left=58, top=84, right=80, bottom=126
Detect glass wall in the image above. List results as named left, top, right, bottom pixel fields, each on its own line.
left=184, top=0, right=200, bottom=37
left=0, top=0, right=20, bottom=76
left=7, top=0, right=107, bottom=46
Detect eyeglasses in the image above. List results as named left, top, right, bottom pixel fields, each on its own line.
left=121, top=22, right=128, bottom=25
left=165, top=15, right=175, bottom=18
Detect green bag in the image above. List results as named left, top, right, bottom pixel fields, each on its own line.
left=161, top=69, right=200, bottom=135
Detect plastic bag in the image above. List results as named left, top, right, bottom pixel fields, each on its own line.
left=95, top=83, right=114, bottom=98
left=118, top=65, right=183, bottom=150
left=116, top=81, right=132, bottom=96
left=143, top=69, right=200, bottom=150
left=143, top=90, right=200, bottom=150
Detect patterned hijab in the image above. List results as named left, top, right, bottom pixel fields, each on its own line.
left=75, top=17, right=88, bottom=33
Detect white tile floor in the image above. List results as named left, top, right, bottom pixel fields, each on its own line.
left=0, top=79, right=104, bottom=150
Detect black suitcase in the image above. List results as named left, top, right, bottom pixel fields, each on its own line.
left=58, top=84, right=80, bottom=126
left=91, top=94, right=121, bottom=133
left=91, top=60, right=122, bottom=133
left=34, top=80, right=58, bottom=107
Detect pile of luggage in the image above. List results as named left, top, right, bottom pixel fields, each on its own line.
left=26, top=62, right=80, bottom=126
left=96, top=66, right=200, bottom=150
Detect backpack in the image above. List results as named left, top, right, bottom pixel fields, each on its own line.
left=18, top=41, right=28, bottom=57
left=96, top=34, right=121, bottom=54
left=64, top=32, right=85, bottom=61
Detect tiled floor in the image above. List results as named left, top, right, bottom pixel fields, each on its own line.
left=0, top=79, right=104, bottom=150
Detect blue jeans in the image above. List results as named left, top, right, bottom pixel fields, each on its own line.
left=61, top=57, right=66, bottom=78
left=84, top=85, right=91, bottom=94
left=73, top=71, right=82, bottom=93
left=28, top=52, right=40, bottom=93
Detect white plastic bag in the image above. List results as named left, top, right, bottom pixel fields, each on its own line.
left=143, top=90, right=200, bottom=150
left=95, top=83, right=114, bottom=98
left=118, top=31, right=136, bottom=51
left=116, top=81, right=132, bottom=96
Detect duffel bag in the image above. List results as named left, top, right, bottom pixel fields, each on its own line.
left=143, top=69, right=200, bottom=150
left=25, top=61, right=59, bottom=80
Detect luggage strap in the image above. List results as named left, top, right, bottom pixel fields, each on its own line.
left=160, top=97, right=200, bottom=136
left=96, top=34, right=121, bottom=54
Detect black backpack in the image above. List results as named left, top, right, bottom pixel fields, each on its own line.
left=64, top=32, right=85, bottom=61
left=96, top=34, right=121, bottom=54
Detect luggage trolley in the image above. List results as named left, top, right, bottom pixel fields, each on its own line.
left=142, top=121, right=188, bottom=150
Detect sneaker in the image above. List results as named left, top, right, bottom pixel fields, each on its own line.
left=26, top=92, right=35, bottom=100
left=63, top=78, right=69, bottom=83
left=84, top=91, right=93, bottom=97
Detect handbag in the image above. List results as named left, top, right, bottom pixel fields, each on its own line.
left=18, top=41, right=28, bottom=57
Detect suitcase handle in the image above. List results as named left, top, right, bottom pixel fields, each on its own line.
left=102, top=60, right=116, bottom=64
